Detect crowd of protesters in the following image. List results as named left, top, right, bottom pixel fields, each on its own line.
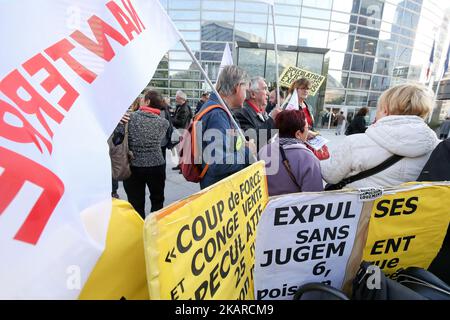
left=109, top=65, right=446, bottom=221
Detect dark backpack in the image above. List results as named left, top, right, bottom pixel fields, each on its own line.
left=416, top=138, right=450, bottom=285
left=417, top=138, right=450, bottom=181
left=178, top=104, right=230, bottom=183
left=293, top=261, right=450, bottom=300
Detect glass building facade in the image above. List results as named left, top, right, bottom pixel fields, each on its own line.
left=149, top=0, right=450, bottom=123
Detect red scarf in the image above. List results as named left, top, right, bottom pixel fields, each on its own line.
left=139, top=106, right=161, bottom=115
left=246, top=99, right=262, bottom=114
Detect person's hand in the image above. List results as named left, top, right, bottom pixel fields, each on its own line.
left=307, top=130, right=319, bottom=140
left=269, top=106, right=283, bottom=120
left=246, top=139, right=257, bottom=156
left=120, top=112, right=131, bottom=124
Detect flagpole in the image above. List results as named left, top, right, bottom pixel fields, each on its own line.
left=270, top=4, right=281, bottom=109
left=177, top=37, right=257, bottom=160
left=430, top=75, right=442, bottom=123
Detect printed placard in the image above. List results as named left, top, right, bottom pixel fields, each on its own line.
left=279, top=66, right=326, bottom=96
left=362, top=184, right=450, bottom=277
left=144, top=162, right=269, bottom=300
left=254, top=193, right=364, bottom=300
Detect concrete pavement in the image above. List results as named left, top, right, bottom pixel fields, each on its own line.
left=117, top=128, right=346, bottom=216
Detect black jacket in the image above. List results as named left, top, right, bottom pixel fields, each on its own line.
left=345, top=115, right=367, bottom=135
left=234, top=100, right=276, bottom=150
left=172, top=102, right=192, bottom=129
left=160, top=106, right=174, bottom=149
left=417, top=138, right=450, bottom=181
left=417, top=138, right=450, bottom=285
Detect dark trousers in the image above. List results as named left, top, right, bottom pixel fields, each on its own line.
left=161, top=147, right=167, bottom=163
left=123, top=165, right=166, bottom=219
left=112, top=178, right=119, bottom=193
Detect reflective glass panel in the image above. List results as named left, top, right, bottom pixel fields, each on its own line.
left=346, top=90, right=368, bottom=105
left=298, top=28, right=328, bottom=47
left=302, top=0, right=332, bottom=10
left=332, top=0, right=357, bottom=13
left=235, top=23, right=267, bottom=43
left=300, top=17, right=330, bottom=30
left=328, top=32, right=351, bottom=52
left=236, top=1, right=267, bottom=11
left=325, top=88, right=345, bottom=105
left=266, top=50, right=297, bottom=83
left=201, top=22, right=234, bottom=41
left=328, top=70, right=349, bottom=88
left=353, top=36, right=377, bottom=56
left=328, top=51, right=346, bottom=70
left=275, top=4, right=301, bottom=16
left=238, top=48, right=266, bottom=78
left=169, top=10, right=200, bottom=20
left=236, top=13, right=268, bottom=24
left=301, top=7, right=331, bottom=20
left=298, top=52, right=324, bottom=74
left=202, top=11, right=234, bottom=22
left=169, top=0, right=200, bottom=9
left=268, top=25, right=299, bottom=46
left=370, top=75, right=390, bottom=91
left=348, top=73, right=371, bottom=90
left=203, top=0, right=234, bottom=10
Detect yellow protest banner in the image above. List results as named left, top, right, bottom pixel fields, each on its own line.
left=362, top=184, right=450, bottom=277
left=79, top=199, right=149, bottom=300
left=144, top=162, right=269, bottom=300
left=279, top=66, right=325, bottom=96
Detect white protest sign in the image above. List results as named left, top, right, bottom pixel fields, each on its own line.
left=0, top=0, right=179, bottom=298
left=254, top=192, right=364, bottom=300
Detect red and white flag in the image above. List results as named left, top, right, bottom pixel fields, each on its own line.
left=0, top=0, right=180, bottom=299
left=217, top=43, right=233, bottom=78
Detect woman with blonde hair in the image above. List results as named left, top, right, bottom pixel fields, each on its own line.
left=321, top=83, right=440, bottom=188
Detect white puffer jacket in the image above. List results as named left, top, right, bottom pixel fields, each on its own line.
left=321, top=115, right=440, bottom=188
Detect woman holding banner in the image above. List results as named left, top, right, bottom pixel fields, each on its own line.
left=288, top=78, right=315, bottom=129
left=259, top=110, right=323, bottom=196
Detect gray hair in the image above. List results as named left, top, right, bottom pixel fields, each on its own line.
left=176, top=90, right=187, bottom=100
left=246, top=76, right=265, bottom=99
left=215, top=65, right=249, bottom=96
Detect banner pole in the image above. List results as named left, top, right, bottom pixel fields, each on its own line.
left=178, top=37, right=257, bottom=160
left=271, top=5, right=281, bottom=109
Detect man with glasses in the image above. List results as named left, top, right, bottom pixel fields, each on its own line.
left=234, top=76, right=282, bottom=150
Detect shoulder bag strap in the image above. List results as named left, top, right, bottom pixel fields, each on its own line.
left=335, top=154, right=404, bottom=189
left=279, top=145, right=302, bottom=192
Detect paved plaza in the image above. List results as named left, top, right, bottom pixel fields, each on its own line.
left=116, top=128, right=347, bottom=216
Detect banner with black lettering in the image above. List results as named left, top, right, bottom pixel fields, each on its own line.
left=254, top=192, right=364, bottom=300
left=362, top=183, right=450, bottom=276
left=144, top=162, right=269, bottom=300
left=279, top=66, right=325, bottom=96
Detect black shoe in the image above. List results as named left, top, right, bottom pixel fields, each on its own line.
left=172, top=165, right=180, bottom=170
left=111, top=192, right=120, bottom=199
